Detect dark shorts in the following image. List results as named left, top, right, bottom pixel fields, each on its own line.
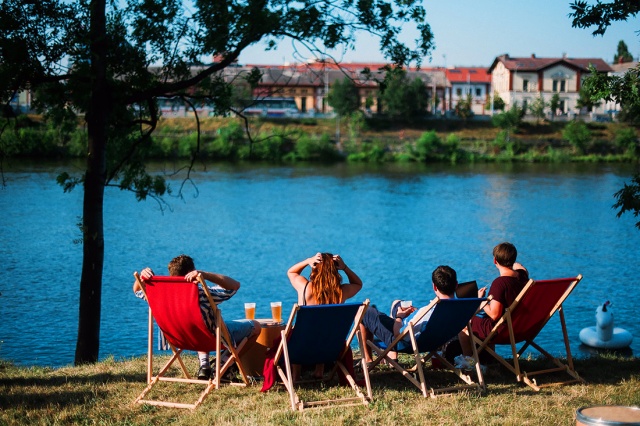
left=362, top=306, right=397, bottom=346
left=471, top=315, right=494, bottom=340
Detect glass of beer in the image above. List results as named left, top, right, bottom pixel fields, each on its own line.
left=270, top=301, right=282, bottom=323
left=244, top=302, right=256, bottom=320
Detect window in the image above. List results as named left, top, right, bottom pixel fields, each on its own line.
left=553, top=80, right=566, bottom=92
left=522, top=99, right=528, bottom=112
left=475, top=88, right=482, bottom=97
left=523, top=79, right=529, bottom=92
left=456, top=88, right=462, bottom=96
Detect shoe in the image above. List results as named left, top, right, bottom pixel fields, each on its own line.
left=390, top=300, right=402, bottom=317
left=197, top=366, right=212, bottom=380
left=454, top=355, right=476, bottom=370
left=222, top=364, right=239, bottom=381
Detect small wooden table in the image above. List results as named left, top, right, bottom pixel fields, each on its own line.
left=240, top=318, right=284, bottom=377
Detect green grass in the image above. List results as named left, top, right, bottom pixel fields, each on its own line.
left=1, top=354, right=639, bottom=425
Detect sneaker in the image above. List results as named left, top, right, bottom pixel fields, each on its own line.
left=390, top=300, right=402, bottom=317
left=197, top=366, right=212, bottom=380
left=454, top=355, right=476, bottom=370
left=222, top=364, right=239, bottom=381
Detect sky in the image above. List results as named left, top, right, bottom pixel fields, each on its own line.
left=238, top=0, right=640, bottom=67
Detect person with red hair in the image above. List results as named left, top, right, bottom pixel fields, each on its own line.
left=287, top=252, right=363, bottom=379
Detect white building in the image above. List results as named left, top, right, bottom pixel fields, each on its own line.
left=488, top=54, right=612, bottom=116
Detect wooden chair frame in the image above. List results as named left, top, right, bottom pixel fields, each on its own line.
left=132, top=272, right=249, bottom=409
left=366, top=297, right=489, bottom=398
left=273, top=300, right=372, bottom=411
left=472, top=275, right=586, bottom=391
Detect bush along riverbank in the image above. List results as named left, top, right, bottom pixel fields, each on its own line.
left=0, top=354, right=639, bottom=424
left=1, top=115, right=639, bottom=164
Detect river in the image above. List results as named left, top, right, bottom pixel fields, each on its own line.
left=0, top=160, right=638, bottom=367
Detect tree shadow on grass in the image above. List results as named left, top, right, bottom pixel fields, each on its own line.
left=0, top=368, right=147, bottom=410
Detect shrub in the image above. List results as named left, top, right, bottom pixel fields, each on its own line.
left=562, top=120, right=591, bottom=154
left=415, top=130, right=442, bottom=161
left=293, top=134, right=339, bottom=162
left=614, top=127, right=638, bottom=157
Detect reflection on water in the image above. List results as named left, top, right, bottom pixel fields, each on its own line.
left=0, top=161, right=639, bottom=367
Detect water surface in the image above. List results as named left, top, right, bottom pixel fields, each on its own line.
left=1, top=161, right=638, bottom=366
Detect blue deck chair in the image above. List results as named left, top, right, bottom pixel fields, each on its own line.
left=366, top=297, right=488, bottom=398
left=273, top=300, right=371, bottom=411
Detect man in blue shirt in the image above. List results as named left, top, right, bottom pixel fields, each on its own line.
left=359, top=265, right=458, bottom=365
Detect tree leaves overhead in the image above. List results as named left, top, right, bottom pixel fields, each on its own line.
left=3, top=0, right=433, bottom=106
left=569, top=0, right=640, bottom=36
left=1, top=0, right=434, bottom=194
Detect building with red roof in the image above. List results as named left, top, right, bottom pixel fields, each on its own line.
left=488, top=54, right=612, bottom=115
left=444, top=67, right=492, bottom=115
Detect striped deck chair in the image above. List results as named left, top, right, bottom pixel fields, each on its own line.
left=473, top=275, right=586, bottom=391
left=366, top=297, right=488, bottom=398
left=272, top=300, right=371, bottom=411
left=132, top=273, right=249, bottom=409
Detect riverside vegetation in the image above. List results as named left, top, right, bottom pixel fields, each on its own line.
left=2, top=114, right=639, bottom=164
left=0, top=354, right=639, bottom=425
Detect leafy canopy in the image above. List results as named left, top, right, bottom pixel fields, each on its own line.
left=1, top=0, right=435, bottom=197
left=0, top=0, right=435, bottom=364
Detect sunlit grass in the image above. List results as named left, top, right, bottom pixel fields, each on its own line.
left=1, top=355, right=639, bottom=425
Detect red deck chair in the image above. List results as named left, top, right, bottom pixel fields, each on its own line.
left=473, top=275, right=586, bottom=391
left=132, top=273, right=249, bottom=409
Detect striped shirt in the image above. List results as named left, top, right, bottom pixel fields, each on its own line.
left=135, top=284, right=237, bottom=332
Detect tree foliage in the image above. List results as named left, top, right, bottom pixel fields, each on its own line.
left=528, top=94, right=547, bottom=123
left=0, top=0, right=434, bottom=364
left=454, top=93, right=473, bottom=120
left=327, top=78, right=360, bottom=117
left=485, top=91, right=505, bottom=112
left=569, top=1, right=640, bottom=36
left=613, top=174, right=640, bottom=229
left=562, top=120, right=592, bottom=154
left=549, top=93, right=562, bottom=118
left=379, top=67, right=429, bottom=119
left=614, top=40, right=635, bottom=63
left=569, top=0, right=640, bottom=229
left=492, top=104, right=523, bottom=141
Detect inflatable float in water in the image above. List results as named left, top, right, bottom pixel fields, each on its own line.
left=579, top=301, right=633, bottom=349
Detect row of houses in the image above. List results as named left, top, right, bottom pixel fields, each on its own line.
left=10, top=53, right=636, bottom=118
left=230, top=53, right=623, bottom=118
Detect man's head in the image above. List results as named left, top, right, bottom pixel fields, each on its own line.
left=168, top=254, right=195, bottom=276
left=493, top=242, right=517, bottom=268
left=432, top=265, right=458, bottom=296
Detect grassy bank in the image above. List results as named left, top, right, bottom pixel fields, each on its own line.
left=1, top=354, right=639, bottom=425
left=2, top=115, right=638, bottom=165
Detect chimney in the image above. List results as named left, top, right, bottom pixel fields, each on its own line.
left=531, top=53, right=536, bottom=58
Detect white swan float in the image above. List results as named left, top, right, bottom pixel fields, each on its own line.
left=579, top=301, right=633, bottom=349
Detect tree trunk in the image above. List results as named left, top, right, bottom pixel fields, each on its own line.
left=75, top=0, right=108, bottom=365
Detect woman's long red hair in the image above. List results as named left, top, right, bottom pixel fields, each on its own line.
left=308, top=253, right=342, bottom=305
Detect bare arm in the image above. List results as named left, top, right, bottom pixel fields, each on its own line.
left=185, top=270, right=240, bottom=291
left=287, top=254, right=319, bottom=292
left=513, top=262, right=527, bottom=273
left=132, top=267, right=154, bottom=293
left=334, top=255, right=363, bottom=301
left=483, top=299, right=504, bottom=321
